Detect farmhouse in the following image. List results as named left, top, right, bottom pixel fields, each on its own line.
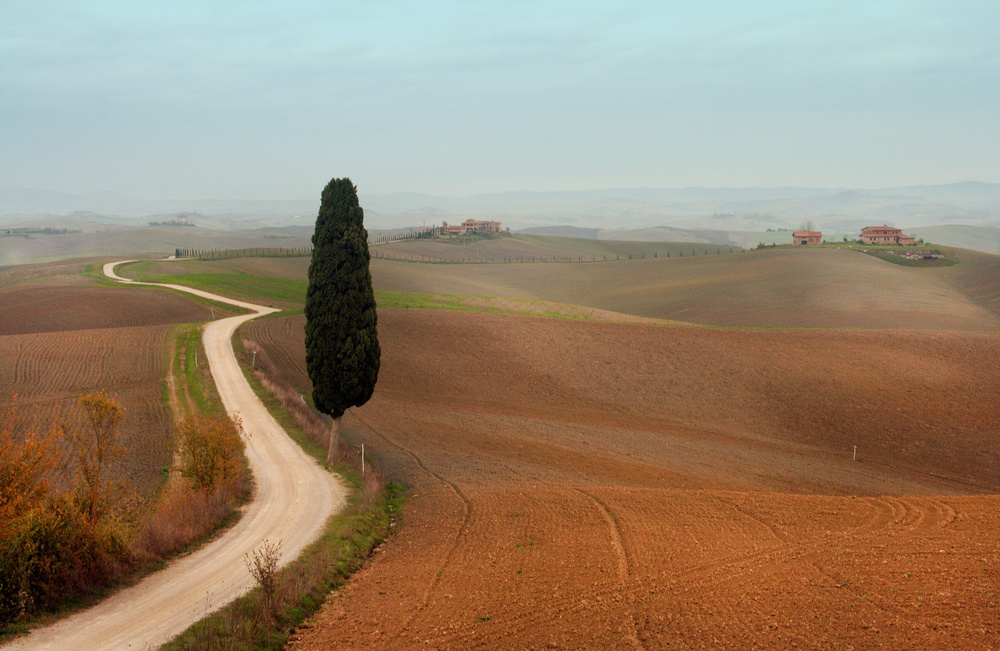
left=792, top=231, right=822, bottom=245
left=439, top=219, right=502, bottom=236
left=861, top=225, right=916, bottom=245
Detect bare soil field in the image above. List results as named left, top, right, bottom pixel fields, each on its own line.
left=242, top=306, right=1000, bottom=649
left=0, top=284, right=230, bottom=336
left=0, top=324, right=174, bottom=497
left=0, top=264, right=240, bottom=496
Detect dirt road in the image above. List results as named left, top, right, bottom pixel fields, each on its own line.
left=3, top=261, right=345, bottom=650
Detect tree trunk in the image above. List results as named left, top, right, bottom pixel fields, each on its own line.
left=327, top=416, right=341, bottom=465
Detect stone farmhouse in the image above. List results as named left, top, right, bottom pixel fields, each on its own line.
left=439, top=219, right=502, bottom=236
left=860, top=225, right=915, bottom=245
left=792, top=231, right=822, bottom=245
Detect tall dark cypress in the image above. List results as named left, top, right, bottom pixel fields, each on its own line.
left=305, top=178, right=380, bottom=462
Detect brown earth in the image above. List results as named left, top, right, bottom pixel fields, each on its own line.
left=241, top=305, right=1000, bottom=650
left=0, top=267, right=239, bottom=496
left=0, top=284, right=232, bottom=335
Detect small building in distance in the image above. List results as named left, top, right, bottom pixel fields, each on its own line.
left=792, top=231, right=822, bottom=245
left=439, top=219, right=502, bottom=236
left=860, top=225, right=915, bottom=245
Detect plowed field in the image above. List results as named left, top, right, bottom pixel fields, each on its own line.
left=241, top=307, right=1000, bottom=649
left=0, top=284, right=228, bottom=335
left=0, top=272, right=237, bottom=496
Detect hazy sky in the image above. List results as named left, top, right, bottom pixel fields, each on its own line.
left=2, top=1, right=998, bottom=199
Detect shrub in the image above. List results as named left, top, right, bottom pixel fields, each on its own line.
left=0, top=496, right=128, bottom=623
left=0, top=400, right=55, bottom=537
left=245, top=539, right=282, bottom=620
left=177, top=414, right=245, bottom=492
left=58, top=391, right=125, bottom=525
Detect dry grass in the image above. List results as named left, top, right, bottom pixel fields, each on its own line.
left=132, top=477, right=248, bottom=562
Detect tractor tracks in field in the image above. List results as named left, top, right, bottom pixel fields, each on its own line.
left=656, top=493, right=963, bottom=602
left=573, top=487, right=645, bottom=651
left=348, top=409, right=475, bottom=640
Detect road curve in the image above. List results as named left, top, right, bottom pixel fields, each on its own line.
left=4, top=261, right=345, bottom=650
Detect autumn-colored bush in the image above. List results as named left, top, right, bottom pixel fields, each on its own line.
left=0, top=394, right=131, bottom=624
left=57, top=391, right=125, bottom=525
left=0, top=400, right=56, bottom=538
left=177, top=413, right=246, bottom=492
left=132, top=412, right=249, bottom=562
left=1, top=390, right=255, bottom=625
left=0, top=496, right=128, bottom=622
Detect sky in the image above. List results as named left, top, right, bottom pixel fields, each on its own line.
left=2, top=1, right=998, bottom=200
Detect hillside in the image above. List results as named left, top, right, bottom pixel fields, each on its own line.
left=0, top=222, right=312, bottom=266
left=374, top=233, right=738, bottom=263
left=908, top=224, right=1000, bottom=255
left=8, top=239, right=1000, bottom=648
left=371, top=245, right=1000, bottom=331
left=248, top=292, right=1000, bottom=649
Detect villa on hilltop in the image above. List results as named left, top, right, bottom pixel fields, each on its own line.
left=860, top=225, right=915, bottom=245
left=439, top=219, right=502, bottom=236
left=792, top=231, right=822, bottom=245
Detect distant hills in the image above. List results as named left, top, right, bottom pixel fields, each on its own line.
left=3, top=183, right=999, bottom=253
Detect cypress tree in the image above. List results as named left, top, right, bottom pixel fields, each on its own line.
left=305, top=178, right=380, bottom=463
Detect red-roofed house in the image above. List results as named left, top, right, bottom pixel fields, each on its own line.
left=860, top=225, right=915, bottom=245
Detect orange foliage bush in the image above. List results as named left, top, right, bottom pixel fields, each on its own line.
left=57, top=391, right=125, bottom=525
left=177, top=413, right=246, bottom=492
left=0, top=400, right=56, bottom=538
left=1, top=394, right=132, bottom=624
left=133, top=412, right=249, bottom=561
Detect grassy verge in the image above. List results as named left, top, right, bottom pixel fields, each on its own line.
left=158, top=324, right=402, bottom=649
left=130, top=321, right=253, bottom=562
left=172, top=324, right=227, bottom=419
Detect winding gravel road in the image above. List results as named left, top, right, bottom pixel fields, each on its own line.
left=4, top=261, right=345, bottom=650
